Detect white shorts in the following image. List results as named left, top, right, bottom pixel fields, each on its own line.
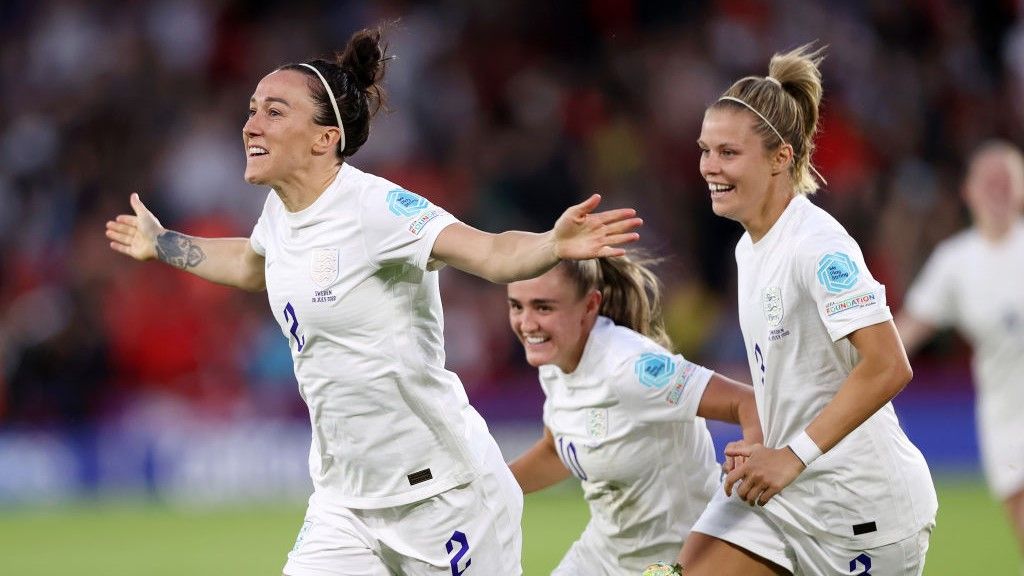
left=780, top=524, right=932, bottom=576
left=691, top=489, right=933, bottom=575
left=551, top=525, right=693, bottom=575
left=550, top=541, right=585, bottom=576
left=690, top=488, right=795, bottom=573
left=283, top=439, right=523, bottom=576
left=978, top=398, right=1024, bottom=499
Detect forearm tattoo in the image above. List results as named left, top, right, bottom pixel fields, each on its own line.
left=156, top=231, right=207, bottom=270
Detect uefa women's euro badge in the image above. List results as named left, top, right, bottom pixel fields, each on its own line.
left=641, top=562, right=683, bottom=576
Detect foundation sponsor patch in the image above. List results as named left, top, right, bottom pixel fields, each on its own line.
left=408, top=208, right=442, bottom=235
left=824, top=291, right=878, bottom=317
left=665, top=363, right=698, bottom=405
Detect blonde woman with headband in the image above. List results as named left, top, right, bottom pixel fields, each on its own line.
left=679, top=45, right=937, bottom=575
left=105, top=24, right=642, bottom=576
left=897, top=140, right=1024, bottom=564
left=506, top=255, right=762, bottom=575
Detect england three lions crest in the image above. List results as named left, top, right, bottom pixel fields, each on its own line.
left=311, top=247, right=339, bottom=288
left=762, top=286, right=784, bottom=326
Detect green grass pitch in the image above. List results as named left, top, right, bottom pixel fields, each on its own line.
left=0, top=477, right=1016, bottom=574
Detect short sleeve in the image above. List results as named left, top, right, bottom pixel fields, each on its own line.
left=903, top=244, right=957, bottom=328
left=800, top=234, right=893, bottom=342
left=361, top=187, right=460, bottom=270
left=613, top=352, right=713, bottom=423
left=250, top=212, right=268, bottom=256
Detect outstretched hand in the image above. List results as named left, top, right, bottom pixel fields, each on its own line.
left=552, top=194, right=642, bottom=260
left=105, top=193, right=164, bottom=261
left=723, top=444, right=805, bottom=506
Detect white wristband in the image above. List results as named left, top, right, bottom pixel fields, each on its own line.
left=787, top=431, right=822, bottom=467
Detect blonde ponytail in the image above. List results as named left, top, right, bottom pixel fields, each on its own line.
left=559, top=254, right=672, bottom=350
left=714, top=44, right=826, bottom=194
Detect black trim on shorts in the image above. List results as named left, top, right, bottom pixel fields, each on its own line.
left=852, top=521, right=877, bottom=535
left=407, top=468, right=433, bottom=485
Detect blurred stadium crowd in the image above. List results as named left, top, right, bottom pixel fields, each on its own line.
left=1, top=0, right=1022, bottom=428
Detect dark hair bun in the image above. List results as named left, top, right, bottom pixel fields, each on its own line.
left=338, top=27, right=387, bottom=92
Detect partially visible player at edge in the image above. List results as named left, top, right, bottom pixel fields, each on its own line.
left=897, top=140, right=1024, bottom=565
left=678, top=45, right=937, bottom=576
left=105, top=24, right=642, bottom=576
left=506, top=254, right=761, bottom=575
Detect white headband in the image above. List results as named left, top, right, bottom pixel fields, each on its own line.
left=298, top=63, right=346, bottom=153
left=717, top=95, right=828, bottom=187
left=719, top=96, right=787, bottom=145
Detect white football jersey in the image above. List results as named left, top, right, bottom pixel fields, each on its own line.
left=734, top=195, right=937, bottom=548
left=905, top=221, right=1024, bottom=496
left=250, top=162, right=486, bottom=509
left=539, top=316, right=720, bottom=574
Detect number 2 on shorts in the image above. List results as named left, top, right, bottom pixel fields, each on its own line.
left=849, top=553, right=871, bottom=575
left=445, top=530, right=471, bottom=576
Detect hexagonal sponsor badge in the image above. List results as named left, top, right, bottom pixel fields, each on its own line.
left=816, top=252, right=859, bottom=294
left=386, top=188, right=429, bottom=217
left=634, top=353, right=676, bottom=389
